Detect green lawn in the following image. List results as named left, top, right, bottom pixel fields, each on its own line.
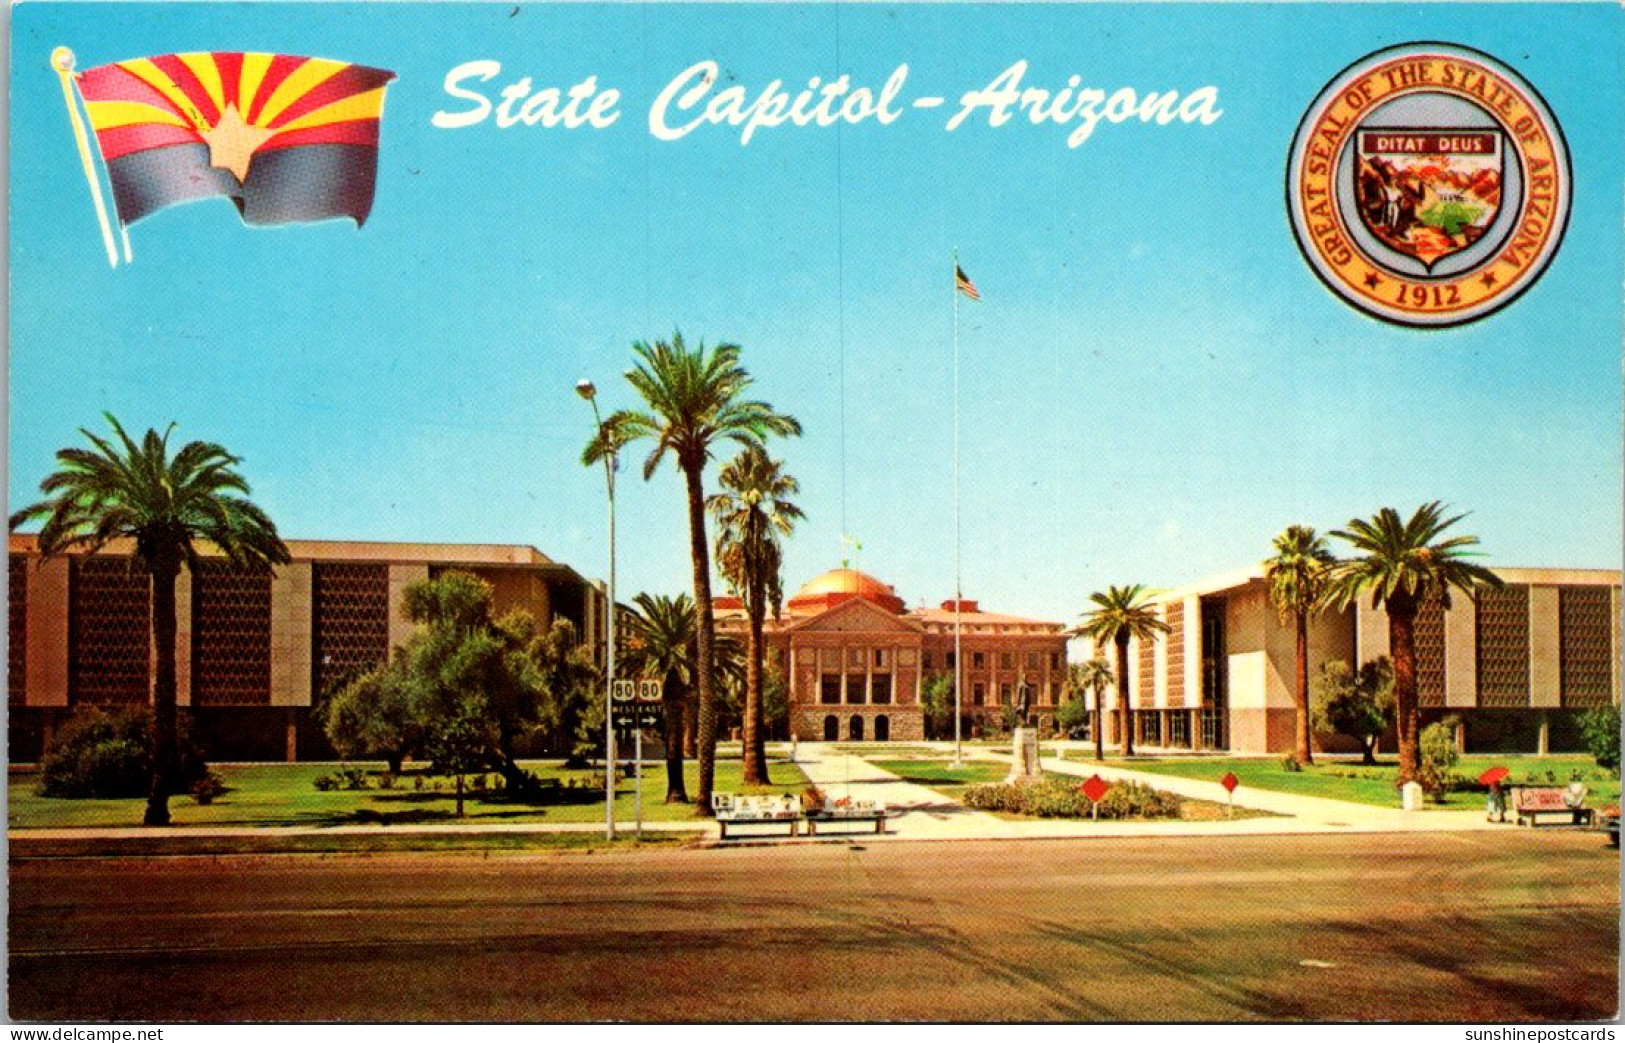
left=1070, top=754, right=1621, bottom=810
left=8, top=759, right=809, bottom=830
left=867, top=759, right=1014, bottom=793
left=10, top=831, right=698, bottom=859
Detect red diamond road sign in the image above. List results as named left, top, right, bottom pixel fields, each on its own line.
left=1080, top=775, right=1111, bottom=803
left=1221, top=772, right=1239, bottom=793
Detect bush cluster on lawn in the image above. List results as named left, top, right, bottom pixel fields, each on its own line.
left=1579, top=705, right=1620, bottom=772
left=311, top=767, right=610, bottom=802
left=1417, top=717, right=1462, bottom=800
left=39, top=707, right=209, bottom=799
left=961, top=778, right=1182, bottom=819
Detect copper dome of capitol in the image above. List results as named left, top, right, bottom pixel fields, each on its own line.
left=785, top=568, right=906, bottom=616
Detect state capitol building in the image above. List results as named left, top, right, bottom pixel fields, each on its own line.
left=715, top=568, right=1070, bottom=742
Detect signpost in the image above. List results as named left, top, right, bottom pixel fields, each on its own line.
left=1080, top=774, right=1111, bottom=821
left=1220, top=771, right=1239, bottom=818
left=611, top=678, right=664, bottom=835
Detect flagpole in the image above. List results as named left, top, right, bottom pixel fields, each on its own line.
left=51, top=48, right=118, bottom=268
left=952, top=247, right=963, bottom=769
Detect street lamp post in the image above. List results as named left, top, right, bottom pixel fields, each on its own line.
left=577, top=379, right=617, bottom=841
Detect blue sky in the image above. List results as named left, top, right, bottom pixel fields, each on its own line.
left=9, top=3, right=1623, bottom=625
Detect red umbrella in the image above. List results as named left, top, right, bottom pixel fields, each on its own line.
left=1479, top=766, right=1510, bottom=786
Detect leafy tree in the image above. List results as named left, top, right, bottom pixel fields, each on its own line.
left=620, top=592, right=696, bottom=802
left=1311, top=657, right=1395, bottom=765
left=1074, top=585, right=1168, bottom=757
left=1071, top=658, right=1114, bottom=761
left=1265, top=525, right=1336, bottom=766
left=423, top=691, right=498, bottom=817
left=1328, top=503, right=1500, bottom=785
left=708, top=444, right=804, bottom=784
left=762, top=662, right=790, bottom=740
left=321, top=656, right=421, bottom=773
left=921, top=674, right=956, bottom=740
left=399, top=572, right=546, bottom=791
left=585, top=334, right=800, bottom=810
left=331, top=571, right=595, bottom=800
left=1579, top=704, right=1620, bottom=771
left=527, top=617, right=600, bottom=768
left=10, top=414, right=289, bottom=825
left=1417, top=716, right=1462, bottom=800
left=1056, top=692, right=1091, bottom=740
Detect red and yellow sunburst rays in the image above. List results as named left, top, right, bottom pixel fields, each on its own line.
left=70, top=51, right=396, bottom=233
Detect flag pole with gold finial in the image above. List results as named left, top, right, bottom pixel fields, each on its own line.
left=51, top=47, right=119, bottom=268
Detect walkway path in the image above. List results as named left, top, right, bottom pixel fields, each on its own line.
left=966, top=745, right=1501, bottom=833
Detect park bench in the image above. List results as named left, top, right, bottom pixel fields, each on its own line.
left=804, top=797, right=888, bottom=836
left=713, top=793, right=802, bottom=840
left=1512, top=785, right=1595, bottom=828
left=1599, top=805, right=1619, bottom=848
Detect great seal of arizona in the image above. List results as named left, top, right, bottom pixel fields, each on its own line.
left=1286, top=43, right=1569, bottom=327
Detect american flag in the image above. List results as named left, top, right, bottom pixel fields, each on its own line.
left=955, top=264, right=981, bottom=301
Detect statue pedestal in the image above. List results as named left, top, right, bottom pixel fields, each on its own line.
left=1005, top=727, right=1043, bottom=784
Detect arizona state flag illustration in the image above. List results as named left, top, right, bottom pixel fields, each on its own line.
left=53, top=47, right=395, bottom=264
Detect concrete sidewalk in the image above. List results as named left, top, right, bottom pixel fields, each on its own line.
left=787, top=743, right=1515, bottom=841
left=970, top=746, right=1502, bottom=833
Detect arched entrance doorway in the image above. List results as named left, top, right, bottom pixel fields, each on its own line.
left=849, top=715, right=864, bottom=741
left=875, top=714, right=890, bottom=742
left=823, top=715, right=838, bottom=741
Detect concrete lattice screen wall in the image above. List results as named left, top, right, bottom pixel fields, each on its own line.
left=9, top=556, right=26, bottom=705
left=69, top=558, right=150, bottom=705
left=1559, top=586, right=1614, bottom=707
left=1475, top=584, right=1531, bottom=708
left=311, top=562, right=390, bottom=701
left=1414, top=593, right=1448, bottom=707
left=190, top=561, right=273, bottom=707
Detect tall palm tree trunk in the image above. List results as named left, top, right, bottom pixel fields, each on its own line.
left=1294, top=611, right=1314, bottom=765
left=683, top=463, right=721, bottom=809
left=1388, top=598, right=1420, bottom=786
left=663, top=672, right=688, bottom=803
left=1093, top=686, right=1105, bottom=762
left=145, top=557, right=181, bottom=827
left=1115, top=637, right=1134, bottom=757
left=741, top=598, right=769, bottom=785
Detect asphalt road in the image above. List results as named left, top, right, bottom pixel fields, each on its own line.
left=9, top=831, right=1619, bottom=1022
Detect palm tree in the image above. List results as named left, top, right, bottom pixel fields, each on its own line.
left=1074, top=585, right=1169, bottom=757
left=10, top=415, right=289, bottom=825
left=1264, top=525, right=1335, bottom=766
left=1327, top=503, right=1501, bottom=786
left=1073, top=658, right=1115, bottom=761
left=584, top=334, right=800, bottom=809
left=619, top=593, right=697, bottom=803
left=708, top=445, right=804, bottom=785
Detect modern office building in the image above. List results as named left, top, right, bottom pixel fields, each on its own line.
left=7, top=535, right=603, bottom=761
left=1073, top=565, right=1622, bottom=755
left=714, top=567, right=1070, bottom=742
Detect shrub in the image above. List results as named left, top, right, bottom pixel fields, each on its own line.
left=1280, top=754, right=1302, bottom=773
left=1093, top=780, right=1182, bottom=820
left=39, top=707, right=207, bottom=799
left=313, top=773, right=340, bottom=792
left=190, top=771, right=227, bottom=805
left=961, top=778, right=1182, bottom=819
left=376, top=772, right=397, bottom=790
left=1417, top=716, right=1461, bottom=800
left=1579, top=705, right=1620, bottom=771
left=801, top=785, right=826, bottom=813
left=962, top=782, right=1026, bottom=814
left=337, top=767, right=369, bottom=791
